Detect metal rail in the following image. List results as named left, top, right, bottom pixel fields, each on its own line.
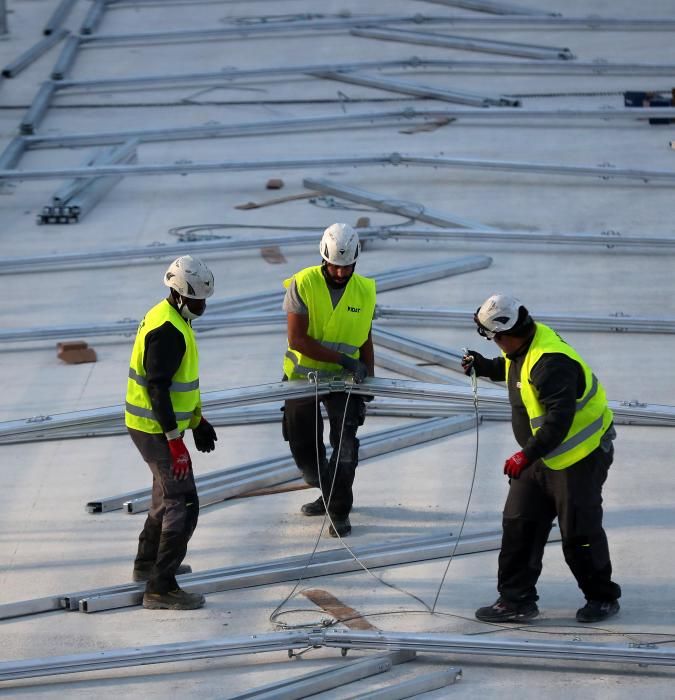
left=1, top=624, right=674, bottom=682
left=352, top=27, right=574, bottom=61
left=303, top=178, right=489, bottom=230
left=4, top=153, right=675, bottom=183
left=311, top=70, right=520, bottom=107
left=375, top=305, right=675, bottom=333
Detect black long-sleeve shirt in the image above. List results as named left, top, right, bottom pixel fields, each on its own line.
left=144, top=320, right=187, bottom=434
left=479, top=336, right=585, bottom=462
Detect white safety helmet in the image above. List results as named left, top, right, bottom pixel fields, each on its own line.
left=164, top=255, right=214, bottom=299
left=475, top=293, right=523, bottom=339
left=320, top=223, right=360, bottom=266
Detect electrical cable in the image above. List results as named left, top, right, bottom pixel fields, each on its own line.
left=430, top=360, right=479, bottom=613
left=270, top=372, right=433, bottom=629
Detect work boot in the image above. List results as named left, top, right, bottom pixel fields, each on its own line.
left=328, top=516, right=351, bottom=538
left=475, top=597, right=539, bottom=623
left=132, top=563, right=192, bottom=583
left=142, top=588, right=205, bottom=610
left=301, top=496, right=326, bottom=516
left=576, top=599, right=620, bottom=623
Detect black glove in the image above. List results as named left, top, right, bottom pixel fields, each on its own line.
left=338, top=354, right=369, bottom=384
left=461, top=350, right=490, bottom=377
left=192, top=417, right=217, bottom=453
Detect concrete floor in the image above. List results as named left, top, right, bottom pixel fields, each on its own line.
left=1, top=0, right=675, bottom=696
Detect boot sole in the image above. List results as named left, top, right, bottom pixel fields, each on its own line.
left=300, top=508, right=326, bottom=516
left=143, top=598, right=204, bottom=610
left=475, top=609, right=539, bottom=623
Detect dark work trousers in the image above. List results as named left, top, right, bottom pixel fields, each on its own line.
left=283, top=392, right=365, bottom=519
left=128, top=428, right=200, bottom=594
left=498, top=442, right=621, bottom=605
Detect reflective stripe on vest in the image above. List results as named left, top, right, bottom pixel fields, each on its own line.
left=505, top=323, right=613, bottom=470
left=125, top=299, right=200, bottom=434
left=283, top=266, right=376, bottom=381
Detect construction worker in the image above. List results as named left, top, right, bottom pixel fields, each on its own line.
left=463, top=294, right=621, bottom=624
left=282, top=223, right=376, bottom=537
left=125, top=255, right=217, bottom=610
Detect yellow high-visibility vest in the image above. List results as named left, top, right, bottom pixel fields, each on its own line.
left=283, top=266, right=376, bottom=380
left=125, top=299, right=201, bottom=434
left=504, top=323, right=613, bottom=470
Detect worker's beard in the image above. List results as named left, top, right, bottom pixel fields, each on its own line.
left=321, top=263, right=353, bottom=289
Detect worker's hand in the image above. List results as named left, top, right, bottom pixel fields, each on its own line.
left=461, top=350, right=488, bottom=376
left=193, top=417, right=217, bottom=453
left=504, top=450, right=530, bottom=479
left=338, top=354, right=369, bottom=384
left=168, top=437, right=192, bottom=480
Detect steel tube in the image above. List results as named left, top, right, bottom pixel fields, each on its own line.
left=351, top=27, right=574, bottom=60
left=1, top=29, right=68, bottom=78
left=20, top=82, right=57, bottom=135
left=375, top=305, right=675, bottom=333
left=80, top=0, right=107, bottom=35
left=322, top=629, right=675, bottom=667
left=79, top=530, right=506, bottom=613
left=311, top=70, right=519, bottom=107
left=0, top=631, right=312, bottom=681
left=417, top=0, right=556, bottom=15
left=5, top=152, right=675, bottom=183
left=50, top=59, right=675, bottom=93
left=50, top=35, right=81, bottom=80
left=232, top=654, right=402, bottom=700
left=303, top=177, right=490, bottom=230
left=20, top=107, right=675, bottom=151
left=43, top=0, right=77, bottom=35
left=350, top=668, right=462, bottom=699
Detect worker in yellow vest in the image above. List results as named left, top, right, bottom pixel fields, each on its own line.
left=462, top=294, right=621, bottom=624
left=125, top=255, right=217, bottom=610
left=282, top=223, right=376, bottom=538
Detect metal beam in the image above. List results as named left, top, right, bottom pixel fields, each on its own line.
left=18, top=106, right=675, bottom=151
left=49, top=59, right=675, bottom=94
left=1, top=623, right=674, bottom=682
left=345, top=668, right=462, bottom=699
left=375, top=305, right=675, bottom=333
left=4, top=152, right=675, bottom=184
left=416, top=0, right=556, bottom=15
left=352, top=27, right=575, bottom=61
left=42, top=0, right=77, bottom=35
left=322, top=629, right=675, bottom=666
left=1, top=29, right=69, bottom=78
left=303, top=178, right=489, bottom=230
left=311, top=70, right=519, bottom=107
left=78, top=529, right=507, bottom=613
left=231, top=652, right=416, bottom=700
left=50, top=35, right=81, bottom=80
left=114, top=416, right=476, bottom=514
left=0, top=255, right=491, bottom=340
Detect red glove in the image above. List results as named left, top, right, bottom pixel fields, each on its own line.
left=168, top=437, right=192, bottom=480
left=504, top=450, right=529, bottom=479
